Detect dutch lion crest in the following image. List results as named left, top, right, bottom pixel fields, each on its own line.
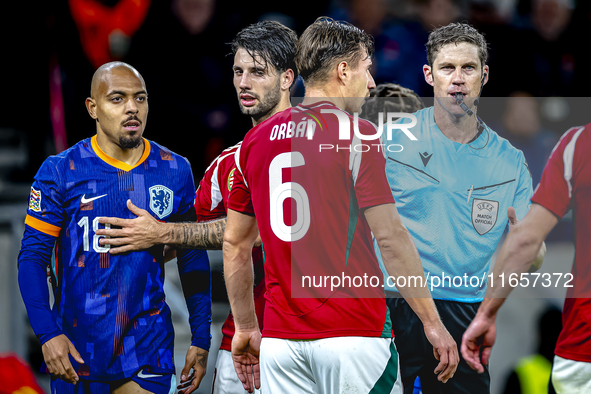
left=149, top=185, right=173, bottom=219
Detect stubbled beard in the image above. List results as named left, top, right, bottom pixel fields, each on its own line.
left=119, top=135, right=142, bottom=150
left=239, top=78, right=281, bottom=121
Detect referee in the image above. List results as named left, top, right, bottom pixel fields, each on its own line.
left=375, top=23, right=546, bottom=394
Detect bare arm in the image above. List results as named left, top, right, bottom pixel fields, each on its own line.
left=223, top=209, right=259, bottom=329
left=223, top=209, right=261, bottom=392
left=486, top=204, right=558, bottom=304
left=364, top=203, right=458, bottom=383
left=529, top=241, right=547, bottom=272
left=165, top=218, right=226, bottom=250
left=507, top=207, right=547, bottom=272
left=462, top=203, right=558, bottom=372
left=97, top=200, right=226, bottom=253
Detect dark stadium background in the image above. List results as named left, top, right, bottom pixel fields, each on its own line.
left=0, top=0, right=584, bottom=392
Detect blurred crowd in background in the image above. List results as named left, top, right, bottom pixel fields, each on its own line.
left=0, top=1, right=584, bottom=391
left=3, top=0, right=590, bottom=193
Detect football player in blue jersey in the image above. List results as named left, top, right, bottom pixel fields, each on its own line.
left=18, top=62, right=211, bottom=393
left=375, top=23, right=546, bottom=394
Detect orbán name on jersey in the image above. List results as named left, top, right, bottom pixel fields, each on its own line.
left=228, top=102, right=395, bottom=340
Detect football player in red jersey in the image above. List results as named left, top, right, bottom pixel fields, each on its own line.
left=96, top=21, right=297, bottom=394
left=223, top=17, right=458, bottom=394
left=462, top=125, right=591, bottom=394
left=0, top=353, right=45, bottom=394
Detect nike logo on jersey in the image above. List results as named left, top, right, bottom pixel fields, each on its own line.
left=81, top=194, right=107, bottom=204
left=136, top=369, right=162, bottom=379
left=419, top=151, right=433, bottom=167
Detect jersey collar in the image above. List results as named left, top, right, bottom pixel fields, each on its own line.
left=429, top=108, right=489, bottom=157
left=91, top=135, right=151, bottom=171
left=296, top=100, right=345, bottom=114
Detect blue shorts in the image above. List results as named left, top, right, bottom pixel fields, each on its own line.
left=51, top=369, right=176, bottom=394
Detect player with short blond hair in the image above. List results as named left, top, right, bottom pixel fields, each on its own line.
left=224, top=17, right=458, bottom=394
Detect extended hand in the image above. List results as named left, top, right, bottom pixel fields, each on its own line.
left=461, top=312, right=496, bottom=373
left=423, top=322, right=459, bottom=383
left=232, top=329, right=261, bottom=393
left=96, top=200, right=162, bottom=254
left=42, top=334, right=84, bottom=384
left=177, top=346, right=208, bottom=394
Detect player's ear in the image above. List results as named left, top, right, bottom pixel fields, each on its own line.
left=337, top=61, right=348, bottom=84
left=482, top=65, right=489, bottom=86
left=86, top=97, right=98, bottom=120
left=281, top=69, right=295, bottom=91
left=423, top=65, right=434, bottom=86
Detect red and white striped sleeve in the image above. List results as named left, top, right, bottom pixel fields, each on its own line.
left=227, top=139, right=255, bottom=215
left=194, top=143, right=241, bottom=221
left=532, top=125, right=586, bottom=218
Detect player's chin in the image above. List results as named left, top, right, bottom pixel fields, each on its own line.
left=352, top=102, right=365, bottom=114
left=239, top=105, right=258, bottom=115
left=119, top=134, right=143, bottom=150
left=446, top=103, right=466, bottom=115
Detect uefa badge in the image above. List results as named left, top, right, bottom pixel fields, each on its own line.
left=28, top=187, right=42, bottom=212
left=471, top=198, right=499, bottom=235
left=149, top=185, right=173, bottom=219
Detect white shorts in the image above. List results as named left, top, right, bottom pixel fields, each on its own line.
left=212, top=349, right=261, bottom=394
left=260, top=336, right=402, bottom=394
left=552, top=355, right=591, bottom=394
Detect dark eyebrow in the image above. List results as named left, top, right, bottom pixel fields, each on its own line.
left=107, top=90, right=126, bottom=97
left=107, top=90, right=147, bottom=97
left=233, top=65, right=267, bottom=74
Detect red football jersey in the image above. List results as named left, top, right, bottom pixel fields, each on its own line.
left=195, top=143, right=265, bottom=352
left=532, top=125, right=591, bottom=362
left=228, top=102, right=395, bottom=340
left=0, top=353, right=45, bottom=394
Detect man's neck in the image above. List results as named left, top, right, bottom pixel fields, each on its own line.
left=303, top=85, right=347, bottom=112
left=96, top=131, right=144, bottom=166
left=433, top=103, right=479, bottom=143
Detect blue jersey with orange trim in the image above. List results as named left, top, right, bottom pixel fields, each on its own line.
left=18, top=136, right=211, bottom=381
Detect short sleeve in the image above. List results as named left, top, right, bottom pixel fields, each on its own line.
left=221, top=165, right=238, bottom=210
left=512, top=153, right=534, bottom=221
left=194, top=175, right=213, bottom=221
left=227, top=166, right=254, bottom=215
left=531, top=126, right=585, bottom=218
left=25, top=159, right=64, bottom=237
left=351, top=121, right=396, bottom=210
left=194, top=152, right=237, bottom=221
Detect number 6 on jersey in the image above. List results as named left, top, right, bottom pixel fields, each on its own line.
left=269, top=152, right=310, bottom=242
